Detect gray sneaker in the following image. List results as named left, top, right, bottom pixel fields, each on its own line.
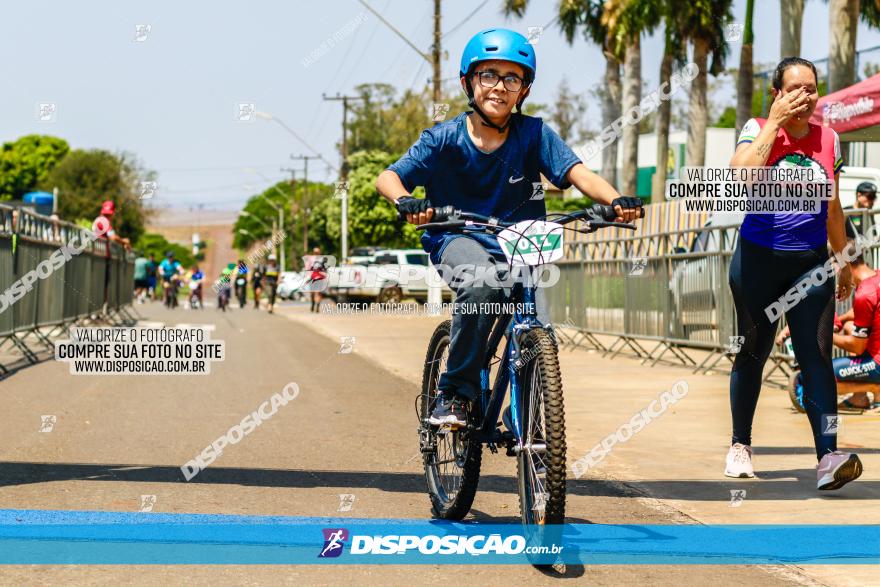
left=427, top=393, right=468, bottom=427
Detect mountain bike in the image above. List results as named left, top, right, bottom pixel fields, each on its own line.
left=163, top=276, right=181, bottom=309
left=416, top=204, right=638, bottom=538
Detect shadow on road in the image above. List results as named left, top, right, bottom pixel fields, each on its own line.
left=0, top=461, right=875, bottom=501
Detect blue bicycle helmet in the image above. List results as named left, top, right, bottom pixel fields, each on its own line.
left=459, top=28, right=536, bottom=133
left=459, top=28, right=536, bottom=84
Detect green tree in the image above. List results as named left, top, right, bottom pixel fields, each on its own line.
left=347, top=150, right=420, bottom=250
left=545, top=196, right=595, bottom=213
left=43, top=148, right=151, bottom=242
left=233, top=182, right=293, bottom=251
left=233, top=179, right=335, bottom=270
left=0, top=135, right=70, bottom=201
left=134, top=232, right=194, bottom=267
left=715, top=106, right=737, bottom=127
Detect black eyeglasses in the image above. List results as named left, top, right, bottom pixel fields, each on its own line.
left=474, top=70, right=524, bottom=92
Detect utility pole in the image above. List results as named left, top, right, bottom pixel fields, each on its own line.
left=290, top=154, right=319, bottom=254
left=280, top=166, right=298, bottom=271
left=322, top=93, right=364, bottom=263
left=358, top=0, right=441, bottom=102
left=432, top=0, right=441, bottom=104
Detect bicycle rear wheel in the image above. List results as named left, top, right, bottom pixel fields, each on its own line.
left=517, top=328, right=566, bottom=526
left=420, top=320, right=481, bottom=520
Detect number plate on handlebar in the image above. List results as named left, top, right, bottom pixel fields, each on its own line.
left=497, top=220, right=565, bottom=266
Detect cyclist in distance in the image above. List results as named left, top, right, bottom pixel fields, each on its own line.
left=727, top=57, right=861, bottom=490
left=264, top=253, right=280, bottom=314
left=376, top=28, right=642, bottom=427
left=158, top=251, right=183, bottom=308
left=252, top=261, right=264, bottom=310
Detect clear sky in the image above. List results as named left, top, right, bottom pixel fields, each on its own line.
left=3, top=0, right=880, bottom=211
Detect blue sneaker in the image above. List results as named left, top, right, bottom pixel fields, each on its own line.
left=427, top=392, right=468, bottom=427
left=789, top=372, right=806, bottom=413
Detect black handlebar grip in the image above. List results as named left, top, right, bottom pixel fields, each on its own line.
left=431, top=206, right=455, bottom=222
left=592, top=204, right=618, bottom=221
left=592, top=202, right=645, bottom=221
left=397, top=204, right=454, bottom=222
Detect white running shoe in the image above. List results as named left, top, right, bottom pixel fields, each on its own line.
left=725, top=443, right=755, bottom=478
left=817, top=451, right=863, bottom=491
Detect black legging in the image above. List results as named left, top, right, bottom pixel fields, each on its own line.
left=728, top=238, right=837, bottom=460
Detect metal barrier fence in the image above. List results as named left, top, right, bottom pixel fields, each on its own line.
left=0, top=204, right=135, bottom=373
left=549, top=202, right=879, bottom=387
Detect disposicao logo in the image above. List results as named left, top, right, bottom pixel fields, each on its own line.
left=318, top=528, right=348, bottom=558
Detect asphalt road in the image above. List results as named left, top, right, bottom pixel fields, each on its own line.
left=0, top=302, right=814, bottom=586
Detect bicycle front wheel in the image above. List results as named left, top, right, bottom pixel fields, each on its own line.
left=420, top=319, right=481, bottom=520
left=517, top=328, right=566, bottom=526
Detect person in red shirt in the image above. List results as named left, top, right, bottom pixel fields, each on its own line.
left=831, top=249, right=880, bottom=409
left=786, top=246, right=880, bottom=411
left=95, top=200, right=130, bottom=248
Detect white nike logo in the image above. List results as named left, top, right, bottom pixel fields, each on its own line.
left=509, top=176, right=524, bottom=184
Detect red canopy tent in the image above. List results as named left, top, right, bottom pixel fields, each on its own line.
left=810, top=73, right=880, bottom=141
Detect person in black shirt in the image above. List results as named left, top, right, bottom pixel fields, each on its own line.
left=264, top=254, right=280, bottom=314
left=252, top=264, right=264, bottom=309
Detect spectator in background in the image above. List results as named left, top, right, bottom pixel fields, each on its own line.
left=305, top=246, right=328, bottom=313
left=146, top=253, right=158, bottom=300
left=133, top=252, right=150, bottom=303
left=95, top=200, right=131, bottom=249
left=845, top=182, right=877, bottom=237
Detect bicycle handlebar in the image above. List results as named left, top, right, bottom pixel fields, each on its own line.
left=415, top=204, right=642, bottom=234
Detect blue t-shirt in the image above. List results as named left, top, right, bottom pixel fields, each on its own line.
left=192, top=270, right=204, bottom=281
left=159, top=259, right=180, bottom=276
left=387, top=112, right=581, bottom=263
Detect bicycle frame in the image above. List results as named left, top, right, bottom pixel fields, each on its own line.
left=473, top=281, right=545, bottom=449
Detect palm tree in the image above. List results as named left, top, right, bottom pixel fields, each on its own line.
left=680, top=0, right=732, bottom=167
left=830, top=0, right=860, bottom=92
left=652, top=1, right=687, bottom=203
left=829, top=1, right=880, bottom=92
left=558, top=1, right=622, bottom=186
left=736, top=0, right=755, bottom=136
left=603, top=1, right=662, bottom=198
left=505, top=1, right=621, bottom=185
left=781, top=0, right=805, bottom=58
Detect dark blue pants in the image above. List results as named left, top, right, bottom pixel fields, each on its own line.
left=437, top=236, right=549, bottom=402
left=728, top=238, right=837, bottom=460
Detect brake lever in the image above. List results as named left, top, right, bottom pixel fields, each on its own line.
left=416, top=220, right=468, bottom=231
left=575, top=220, right=638, bottom=233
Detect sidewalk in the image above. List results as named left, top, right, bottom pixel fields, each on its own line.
left=280, top=303, right=879, bottom=587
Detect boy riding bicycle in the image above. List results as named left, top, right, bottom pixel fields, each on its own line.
left=376, top=28, right=642, bottom=427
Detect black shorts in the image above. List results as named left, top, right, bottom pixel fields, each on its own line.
left=134, top=279, right=149, bottom=289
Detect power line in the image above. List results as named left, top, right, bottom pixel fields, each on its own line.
left=156, top=163, right=287, bottom=173
left=442, top=0, right=488, bottom=40
left=357, top=0, right=430, bottom=62
left=335, top=0, right=393, bottom=92
left=162, top=177, right=285, bottom=194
